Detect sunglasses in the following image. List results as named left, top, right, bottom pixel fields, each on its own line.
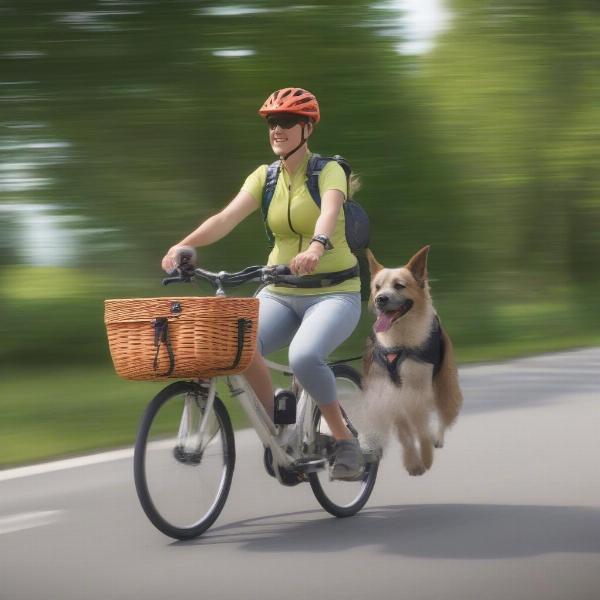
left=266, top=114, right=307, bottom=130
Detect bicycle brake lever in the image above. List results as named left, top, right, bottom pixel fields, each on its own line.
left=161, top=275, right=183, bottom=286
left=162, top=264, right=194, bottom=286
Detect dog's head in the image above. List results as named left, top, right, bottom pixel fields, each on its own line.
left=366, top=246, right=431, bottom=333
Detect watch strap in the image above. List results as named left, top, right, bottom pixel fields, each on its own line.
left=311, top=234, right=333, bottom=250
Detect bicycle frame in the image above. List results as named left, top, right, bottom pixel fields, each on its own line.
left=166, top=261, right=337, bottom=477
left=229, top=360, right=318, bottom=469
left=176, top=360, right=318, bottom=475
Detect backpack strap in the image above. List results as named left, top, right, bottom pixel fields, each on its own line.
left=305, top=154, right=327, bottom=207
left=306, top=154, right=352, bottom=207
left=261, top=160, right=281, bottom=246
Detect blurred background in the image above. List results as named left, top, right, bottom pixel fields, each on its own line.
left=1, top=0, right=599, bottom=466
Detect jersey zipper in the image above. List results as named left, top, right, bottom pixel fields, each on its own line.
left=287, top=184, right=303, bottom=253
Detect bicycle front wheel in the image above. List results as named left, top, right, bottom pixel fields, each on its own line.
left=134, top=380, right=235, bottom=540
left=308, top=363, right=379, bottom=518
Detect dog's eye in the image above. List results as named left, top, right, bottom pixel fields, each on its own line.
left=374, top=284, right=381, bottom=291
left=394, top=282, right=405, bottom=290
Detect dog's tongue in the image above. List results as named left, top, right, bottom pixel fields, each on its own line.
left=374, top=311, right=397, bottom=333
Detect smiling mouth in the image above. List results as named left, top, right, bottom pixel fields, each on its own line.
left=374, top=300, right=414, bottom=333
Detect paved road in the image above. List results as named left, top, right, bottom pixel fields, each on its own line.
left=1, top=348, right=599, bottom=600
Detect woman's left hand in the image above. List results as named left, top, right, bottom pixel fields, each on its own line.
left=289, top=245, right=324, bottom=275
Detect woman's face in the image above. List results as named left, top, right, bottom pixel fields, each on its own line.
left=267, top=114, right=312, bottom=156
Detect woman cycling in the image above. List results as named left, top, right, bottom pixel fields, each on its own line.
left=162, top=87, right=362, bottom=479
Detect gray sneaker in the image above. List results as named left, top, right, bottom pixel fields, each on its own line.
left=331, top=437, right=363, bottom=480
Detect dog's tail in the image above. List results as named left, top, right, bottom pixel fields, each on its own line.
left=433, top=325, right=463, bottom=427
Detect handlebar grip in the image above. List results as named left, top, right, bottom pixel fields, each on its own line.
left=274, top=265, right=291, bottom=276
left=175, top=246, right=197, bottom=265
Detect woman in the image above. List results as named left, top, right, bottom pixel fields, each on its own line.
left=162, top=87, right=362, bottom=479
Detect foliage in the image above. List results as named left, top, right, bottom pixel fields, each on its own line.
left=1, top=0, right=599, bottom=367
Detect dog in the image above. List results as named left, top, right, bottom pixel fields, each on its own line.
left=361, top=246, right=463, bottom=476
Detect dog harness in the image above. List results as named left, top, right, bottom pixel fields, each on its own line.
left=371, top=317, right=444, bottom=385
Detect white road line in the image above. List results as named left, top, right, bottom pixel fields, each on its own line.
left=0, top=510, right=64, bottom=535
left=0, top=429, right=258, bottom=483
left=0, top=448, right=134, bottom=482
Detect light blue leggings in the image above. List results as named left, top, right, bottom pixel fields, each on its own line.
left=256, top=288, right=362, bottom=406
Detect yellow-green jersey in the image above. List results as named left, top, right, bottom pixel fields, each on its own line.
left=241, top=152, right=361, bottom=295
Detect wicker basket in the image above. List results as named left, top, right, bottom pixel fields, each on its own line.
left=104, top=296, right=259, bottom=380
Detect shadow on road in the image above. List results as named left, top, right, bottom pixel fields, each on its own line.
left=178, top=503, right=600, bottom=559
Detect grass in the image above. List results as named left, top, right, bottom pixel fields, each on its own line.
left=0, top=367, right=250, bottom=468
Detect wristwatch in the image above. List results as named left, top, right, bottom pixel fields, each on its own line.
left=311, top=234, right=334, bottom=251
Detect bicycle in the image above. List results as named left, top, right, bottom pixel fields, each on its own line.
left=132, top=257, right=380, bottom=540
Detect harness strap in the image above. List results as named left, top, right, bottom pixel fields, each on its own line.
left=371, top=317, right=444, bottom=386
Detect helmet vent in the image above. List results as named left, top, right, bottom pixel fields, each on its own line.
left=293, top=97, right=312, bottom=106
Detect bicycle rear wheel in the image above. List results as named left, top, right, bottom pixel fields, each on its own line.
left=134, top=380, right=235, bottom=540
left=308, top=363, right=379, bottom=517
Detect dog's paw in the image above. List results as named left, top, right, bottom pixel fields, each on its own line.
left=432, top=429, right=445, bottom=449
left=407, top=464, right=426, bottom=476
left=405, top=459, right=426, bottom=476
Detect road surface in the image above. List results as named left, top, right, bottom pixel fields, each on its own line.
left=1, top=348, right=599, bottom=600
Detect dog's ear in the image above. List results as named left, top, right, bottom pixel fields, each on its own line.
left=366, top=249, right=384, bottom=277
left=406, top=245, right=430, bottom=288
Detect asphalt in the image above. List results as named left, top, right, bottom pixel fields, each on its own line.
left=1, top=347, right=599, bottom=600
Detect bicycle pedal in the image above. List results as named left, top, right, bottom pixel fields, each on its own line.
left=273, top=463, right=305, bottom=487
left=293, top=456, right=328, bottom=473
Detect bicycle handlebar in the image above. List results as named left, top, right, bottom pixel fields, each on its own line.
left=162, top=262, right=301, bottom=293
left=162, top=246, right=319, bottom=293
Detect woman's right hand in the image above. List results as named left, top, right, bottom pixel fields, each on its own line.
left=161, top=246, right=184, bottom=274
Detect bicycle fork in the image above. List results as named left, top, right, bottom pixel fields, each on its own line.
left=174, top=380, right=217, bottom=462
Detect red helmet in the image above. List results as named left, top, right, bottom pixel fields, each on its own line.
left=258, top=87, right=320, bottom=123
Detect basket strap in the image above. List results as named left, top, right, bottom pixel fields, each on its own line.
left=218, top=318, right=253, bottom=371
left=152, top=317, right=175, bottom=376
